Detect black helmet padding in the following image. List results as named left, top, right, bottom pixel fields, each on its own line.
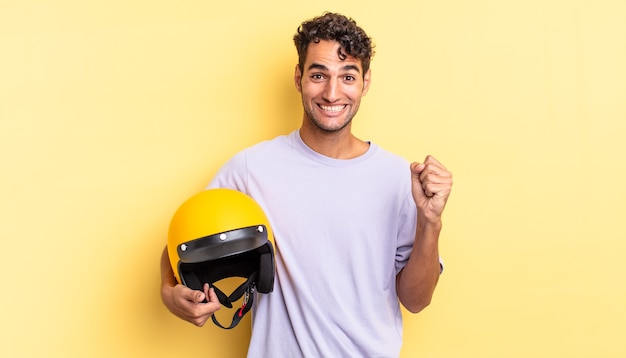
left=179, top=241, right=274, bottom=295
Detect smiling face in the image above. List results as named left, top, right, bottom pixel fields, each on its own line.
left=294, top=40, right=371, bottom=134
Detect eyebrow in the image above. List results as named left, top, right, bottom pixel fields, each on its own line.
left=307, top=63, right=361, bottom=73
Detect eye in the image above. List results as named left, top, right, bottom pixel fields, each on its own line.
left=311, top=73, right=324, bottom=80
left=344, top=75, right=356, bottom=82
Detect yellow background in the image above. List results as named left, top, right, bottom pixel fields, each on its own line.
left=1, top=0, right=625, bottom=357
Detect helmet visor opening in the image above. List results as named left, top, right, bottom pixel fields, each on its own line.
left=179, top=249, right=260, bottom=291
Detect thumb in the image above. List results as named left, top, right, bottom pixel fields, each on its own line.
left=189, top=288, right=206, bottom=303
left=410, top=162, right=427, bottom=198
left=410, top=162, right=425, bottom=178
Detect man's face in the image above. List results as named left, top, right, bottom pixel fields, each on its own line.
left=294, top=40, right=371, bottom=133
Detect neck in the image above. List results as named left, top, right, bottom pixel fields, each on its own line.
left=299, top=122, right=369, bottom=159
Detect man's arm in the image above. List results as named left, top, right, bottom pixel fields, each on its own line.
left=160, top=247, right=221, bottom=326
left=396, top=156, right=452, bottom=313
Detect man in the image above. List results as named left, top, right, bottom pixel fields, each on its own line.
left=160, top=12, right=452, bottom=357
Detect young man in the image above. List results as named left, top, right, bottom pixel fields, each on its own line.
left=160, top=12, right=453, bottom=357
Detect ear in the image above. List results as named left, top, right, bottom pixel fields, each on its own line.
left=362, top=68, right=372, bottom=96
left=294, top=64, right=302, bottom=93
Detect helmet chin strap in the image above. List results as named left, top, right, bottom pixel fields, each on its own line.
left=210, top=272, right=258, bottom=329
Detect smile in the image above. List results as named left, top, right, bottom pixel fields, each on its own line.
left=318, top=104, right=346, bottom=113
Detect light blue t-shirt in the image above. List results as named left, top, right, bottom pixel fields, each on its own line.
left=208, top=130, right=418, bottom=358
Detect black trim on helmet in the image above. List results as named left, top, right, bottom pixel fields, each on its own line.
left=177, top=225, right=268, bottom=263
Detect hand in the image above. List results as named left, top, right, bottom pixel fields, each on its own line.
left=161, top=282, right=221, bottom=327
left=410, top=155, right=453, bottom=223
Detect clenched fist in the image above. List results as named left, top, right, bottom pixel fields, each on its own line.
left=410, top=155, right=453, bottom=223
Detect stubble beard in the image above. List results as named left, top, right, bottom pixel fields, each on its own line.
left=302, top=101, right=359, bottom=133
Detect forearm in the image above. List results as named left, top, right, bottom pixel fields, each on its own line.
left=161, top=247, right=178, bottom=290
left=396, top=216, right=442, bottom=313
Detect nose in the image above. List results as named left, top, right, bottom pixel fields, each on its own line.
left=322, top=79, right=339, bottom=102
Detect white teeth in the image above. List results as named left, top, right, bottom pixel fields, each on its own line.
left=320, top=105, right=345, bottom=112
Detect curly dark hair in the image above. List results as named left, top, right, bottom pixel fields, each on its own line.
left=293, top=12, right=375, bottom=75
